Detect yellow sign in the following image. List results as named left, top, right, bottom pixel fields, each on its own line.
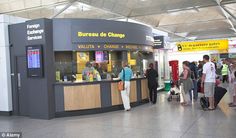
left=76, top=74, right=83, bottom=82
left=128, top=52, right=131, bottom=61
left=176, top=40, right=228, bottom=52
left=55, top=71, right=61, bottom=81
left=130, top=60, right=136, bottom=65
left=107, top=53, right=112, bottom=72
left=107, top=64, right=112, bottom=72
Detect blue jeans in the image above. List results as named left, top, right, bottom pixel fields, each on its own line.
left=189, top=80, right=198, bottom=101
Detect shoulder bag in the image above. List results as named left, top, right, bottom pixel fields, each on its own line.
left=118, top=69, right=125, bottom=92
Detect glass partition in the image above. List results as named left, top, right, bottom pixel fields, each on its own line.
left=55, top=51, right=153, bottom=82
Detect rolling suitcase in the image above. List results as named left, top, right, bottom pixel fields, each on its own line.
left=214, top=86, right=227, bottom=107
left=200, top=86, right=227, bottom=110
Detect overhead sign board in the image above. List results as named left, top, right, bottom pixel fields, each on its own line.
left=176, top=39, right=228, bottom=52
left=53, top=19, right=154, bottom=51
left=70, top=19, right=153, bottom=45
left=153, top=36, right=164, bottom=49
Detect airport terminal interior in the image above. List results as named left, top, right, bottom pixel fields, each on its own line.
left=1, top=0, right=236, bottom=138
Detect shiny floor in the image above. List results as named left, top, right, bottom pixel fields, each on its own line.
left=0, top=91, right=236, bottom=138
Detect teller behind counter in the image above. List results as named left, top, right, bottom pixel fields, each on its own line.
left=81, top=61, right=126, bottom=82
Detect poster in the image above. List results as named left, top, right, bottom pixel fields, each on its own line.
left=77, top=52, right=89, bottom=73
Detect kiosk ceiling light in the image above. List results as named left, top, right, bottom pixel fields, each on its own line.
left=187, top=36, right=197, bottom=40
left=55, top=2, right=91, bottom=14
left=76, top=2, right=91, bottom=12
left=175, top=32, right=188, bottom=37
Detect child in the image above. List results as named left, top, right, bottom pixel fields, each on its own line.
left=167, top=82, right=180, bottom=101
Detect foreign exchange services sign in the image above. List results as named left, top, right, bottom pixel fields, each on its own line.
left=176, top=40, right=228, bottom=52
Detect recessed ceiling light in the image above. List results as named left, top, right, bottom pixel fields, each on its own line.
left=140, top=0, right=147, bottom=2
left=187, top=37, right=197, bottom=40
left=76, top=2, right=91, bottom=11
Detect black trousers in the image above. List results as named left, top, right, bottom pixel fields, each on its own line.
left=222, top=75, right=228, bottom=83
left=148, top=83, right=158, bottom=104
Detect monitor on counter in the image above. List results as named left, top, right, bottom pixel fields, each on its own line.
left=26, top=45, right=44, bottom=78
left=95, top=51, right=104, bottom=63
left=95, top=51, right=109, bottom=63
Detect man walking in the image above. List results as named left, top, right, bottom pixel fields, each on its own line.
left=201, top=55, right=216, bottom=110
left=146, top=63, right=159, bottom=104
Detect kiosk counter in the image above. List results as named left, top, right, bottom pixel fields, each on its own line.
left=9, top=18, right=154, bottom=119
left=54, top=78, right=149, bottom=117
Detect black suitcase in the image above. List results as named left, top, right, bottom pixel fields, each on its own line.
left=214, top=86, right=227, bottom=107
left=200, top=86, right=227, bottom=110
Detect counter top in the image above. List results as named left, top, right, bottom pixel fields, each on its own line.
left=54, top=77, right=146, bottom=86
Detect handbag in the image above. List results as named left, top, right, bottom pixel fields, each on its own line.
left=118, top=69, right=125, bottom=91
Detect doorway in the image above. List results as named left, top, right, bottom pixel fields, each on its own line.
left=13, top=56, right=29, bottom=116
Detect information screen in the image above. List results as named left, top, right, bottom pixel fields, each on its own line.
left=26, top=45, right=44, bottom=77
left=27, top=49, right=41, bottom=68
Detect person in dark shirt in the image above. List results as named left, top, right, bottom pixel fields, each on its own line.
left=198, top=62, right=203, bottom=78
left=189, top=62, right=198, bottom=101
left=146, top=63, right=159, bottom=104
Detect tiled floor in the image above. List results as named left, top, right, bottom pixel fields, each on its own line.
left=0, top=91, right=236, bottom=138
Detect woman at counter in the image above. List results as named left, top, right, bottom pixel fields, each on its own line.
left=119, top=61, right=133, bottom=111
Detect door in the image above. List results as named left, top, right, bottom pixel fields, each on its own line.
left=16, top=56, right=29, bottom=116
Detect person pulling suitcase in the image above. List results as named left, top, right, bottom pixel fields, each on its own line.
left=201, top=55, right=216, bottom=110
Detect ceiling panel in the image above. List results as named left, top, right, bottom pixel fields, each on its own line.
left=159, top=20, right=231, bottom=33
left=24, top=0, right=41, bottom=8
left=9, top=1, right=25, bottom=11
left=1, top=0, right=236, bottom=41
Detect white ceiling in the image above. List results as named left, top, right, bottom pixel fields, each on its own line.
left=1, top=0, right=236, bottom=42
